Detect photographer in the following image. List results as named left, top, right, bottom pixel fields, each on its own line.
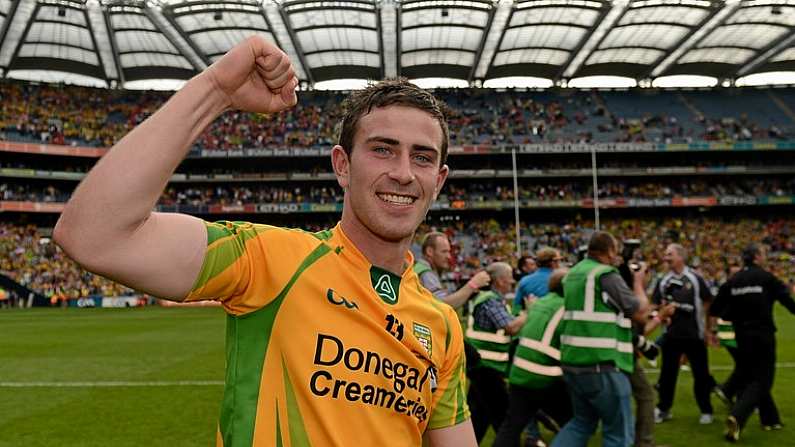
left=652, top=243, right=715, bottom=425
left=633, top=302, right=675, bottom=447
left=619, top=239, right=673, bottom=447
left=551, top=231, right=649, bottom=447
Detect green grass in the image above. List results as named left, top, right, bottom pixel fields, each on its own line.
left=3, top=306, right=795, bottom=446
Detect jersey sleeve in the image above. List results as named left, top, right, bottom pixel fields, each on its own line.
left=184, top=221, right=313, bottom=315
left=184, top=221, right=254, bottom=302
left=427, top=305, right=470, bottom=430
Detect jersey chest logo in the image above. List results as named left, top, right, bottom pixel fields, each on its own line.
left=371, top=266, right=401, bottom=305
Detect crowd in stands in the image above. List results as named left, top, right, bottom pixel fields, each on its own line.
left=0, top=223, right=134, bottom=301
left=2, top=80, right=793, bottom=151
left=4, top=178, right=793, bottom=206
left=1, top=217, right=791, bottom=304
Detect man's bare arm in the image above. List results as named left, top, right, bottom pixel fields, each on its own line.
left=438, top=271, right=490, bottom=309
left=53, top=36, right=298, bottom=300
left=424, top=420, right=477, bottom=447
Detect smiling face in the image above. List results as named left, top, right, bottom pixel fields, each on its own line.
left=333, top=105, right=449, bottom=244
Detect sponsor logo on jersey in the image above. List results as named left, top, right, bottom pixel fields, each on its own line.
left=371, top=266, right=401, bottom=305
left=311, top=333, right=433, bottom=422
left=326, top=288, right=359, bottom=310
left=413, top=322, right=432, bottom=357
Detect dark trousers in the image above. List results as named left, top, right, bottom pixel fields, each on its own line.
left=732, top=331, right=781, bottom=427
left=722, top=346, right=742, bottom=401
left=630, top=360, right=655, bottom=447
left=493, top=381, right=572, bottom=447
left=468, top=366, right=509, bottom=442
left=657, top=337, right=713, bottom=414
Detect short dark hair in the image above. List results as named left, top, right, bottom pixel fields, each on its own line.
left=518, top=255, right=535, bottom=271
left=421, top=231, right=447, bottom=256
left=337, top=78, right=449, bottom=165
left=742, top=243, right=762, bottom=266
left=548, top=268, right=568, bottom=296
left=588, top=231, right=617, bottom=258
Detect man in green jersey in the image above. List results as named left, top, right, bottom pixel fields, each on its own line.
left=552, top=231, right=649, bottom=447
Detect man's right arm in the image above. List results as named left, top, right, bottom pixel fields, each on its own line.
left=770, top=274, right=795, bottom=314
left=53, top=37, right=298, bottom=301
left=421, top=271, right=489, bottom=310
left=600, top=271, right=649, bottom=324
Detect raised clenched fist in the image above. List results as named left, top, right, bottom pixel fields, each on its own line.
left=202, top=35, right=299, bottom=114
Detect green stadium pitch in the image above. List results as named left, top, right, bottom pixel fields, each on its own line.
left=2, top=307, right=795, bottom=447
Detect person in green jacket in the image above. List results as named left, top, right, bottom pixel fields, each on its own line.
left=466, top=261, right=528, bottom=442
left=494, top=268, right=573, bottom=447
left=552, top=231, right=650, bottom=447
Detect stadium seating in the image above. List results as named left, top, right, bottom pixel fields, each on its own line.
left=2, top=80, right=793, bottom=150
left=0, top=223, right=133, bottom=300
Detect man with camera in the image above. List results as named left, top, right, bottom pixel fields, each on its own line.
left=551, top=231, right=649, bottom=447
left=652, top=243, right=715, bottom=425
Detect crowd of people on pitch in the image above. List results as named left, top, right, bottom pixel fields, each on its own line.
left=0, top=223, right=133, bottom=302
left=2, top=177, right=794, bottom=207
left=416, top=229, right=795, bottom=446
left=2, top=80, right=792, bottom=151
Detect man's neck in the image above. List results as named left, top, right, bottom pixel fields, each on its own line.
left=673, top=265, right=686, bottom=275
left=340, top=217, right=412, bottom=275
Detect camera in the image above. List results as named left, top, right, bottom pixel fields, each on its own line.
left=618, top=239, right=643, bottom=288
left=633, top=333, right=660, bottom=360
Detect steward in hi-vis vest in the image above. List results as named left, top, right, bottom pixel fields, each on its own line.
left=716, top=318, right=736, bottom=349
left=560, top=258, right=634, bottom=373
left=466, top=262, right=527, bottom=443
left=494, top=269, right=573, bottom=447
left=509, top=291, right=565, bottom=387
left=467, top=290, right=512, bottom=373
left=552, top=231, right=649, bottom=447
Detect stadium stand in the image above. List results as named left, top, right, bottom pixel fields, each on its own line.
left=2, top=79, right=795, bottom=302
left=3, top=80, right=794, bottom=150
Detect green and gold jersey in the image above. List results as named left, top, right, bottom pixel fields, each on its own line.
left=185, top=221, right=470, bottom=447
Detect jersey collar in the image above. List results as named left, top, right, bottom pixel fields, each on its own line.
left=330, top=222, right=417, bottom=279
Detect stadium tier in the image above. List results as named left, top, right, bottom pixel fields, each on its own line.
left=1, top=79, right=795, bottom=303
left=2, top=80, right=795, bottom=149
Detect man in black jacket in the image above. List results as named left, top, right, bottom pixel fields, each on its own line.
left=652, top=243, right=715, bottom=425
left=710, top=243, right=795, bottom=442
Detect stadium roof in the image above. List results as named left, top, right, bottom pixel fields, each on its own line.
left=1, top=0, right=794, bottom=88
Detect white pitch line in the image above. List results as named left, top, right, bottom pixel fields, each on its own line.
left=0, top=380, right=224, bottom=387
